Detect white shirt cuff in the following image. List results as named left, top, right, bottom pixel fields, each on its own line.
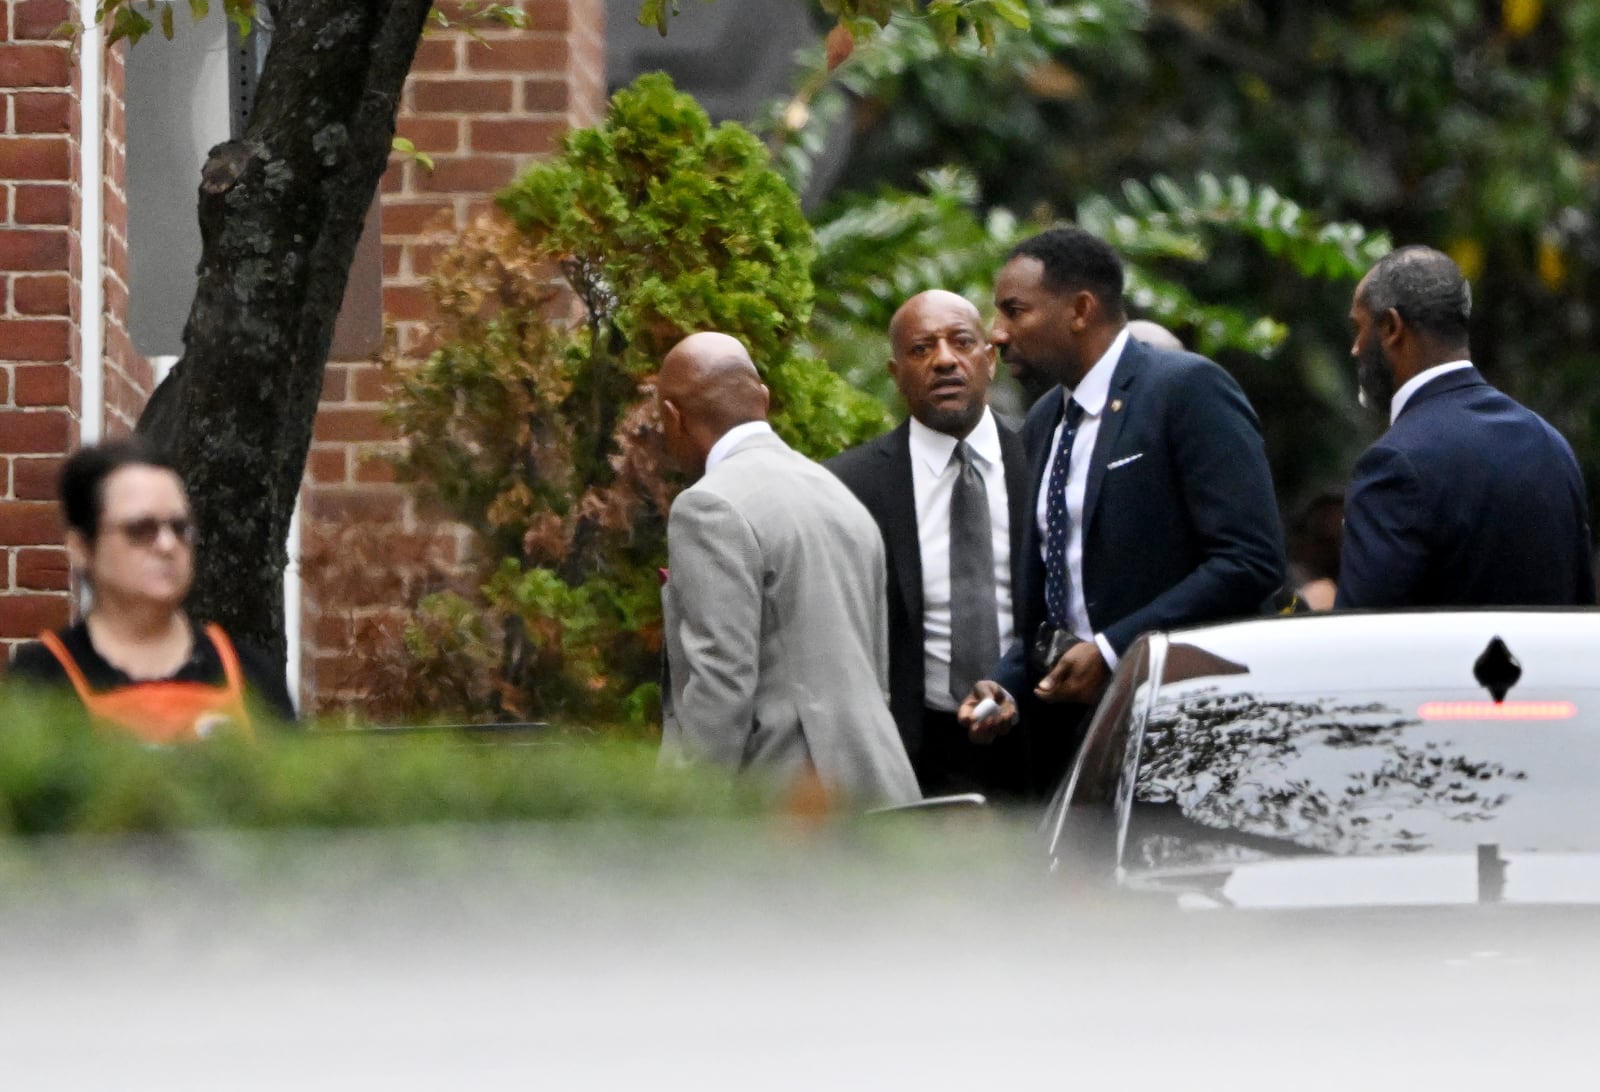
left=1094, top=633, right=1119, bottom=672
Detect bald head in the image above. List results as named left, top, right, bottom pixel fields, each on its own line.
left=1126, top=319, right=1184, bottom=353
left=658, top=332, right=771, bottom=476
left=889, top=290, right=981, bottom=347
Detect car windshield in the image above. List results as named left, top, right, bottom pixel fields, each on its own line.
left=1118, top=617, right=1600, bottom=874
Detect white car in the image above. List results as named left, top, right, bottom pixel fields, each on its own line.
left=1045, top=609, right=1600, bottom=909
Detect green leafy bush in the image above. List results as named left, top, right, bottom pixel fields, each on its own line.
left=805, top=165, right=1387, bottom=408
left=0, top=687, right=761, bottom=836
left=379, top=74, right=888, bottom=727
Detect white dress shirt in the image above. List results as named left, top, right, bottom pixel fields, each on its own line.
left=1035, top=327, right=1131, bottom=670
left=1390, top=359, right=1473, bottom=423
left=908, top=409, right=1015, bottom=711
left=705, top=420, right=775, bottom=473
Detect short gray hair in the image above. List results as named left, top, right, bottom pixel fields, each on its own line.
left=1359, top=245, right=1471, bottom=345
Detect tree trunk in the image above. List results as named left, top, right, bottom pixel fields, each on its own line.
left=137, top=0, right=433, bottom=672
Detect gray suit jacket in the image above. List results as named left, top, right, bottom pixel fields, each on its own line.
left=660, top=431, right=920, bottom=808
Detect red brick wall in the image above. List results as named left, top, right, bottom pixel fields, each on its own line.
left=0, top=0, right=607, bottom=690
left=302, top=0, right=607, bottom=712
left=1, top=0, right=80, bottom=650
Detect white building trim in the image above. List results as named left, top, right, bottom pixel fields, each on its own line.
left=78, top=1, right=104, bottom=443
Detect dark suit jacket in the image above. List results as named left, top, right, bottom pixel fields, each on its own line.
left=1336, top=366, right=1596, bottom=608
left=995, top=336, right=1287, bottom=697
left=825, top=416, right=1031, bottom=763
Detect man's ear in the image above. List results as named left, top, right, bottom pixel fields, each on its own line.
left=65, top=529, right=91, bottom=575
left=1378, top=307, right=1406, bottom=349
left=1069, top=290, right=1098, bottom=331
left=758, top=383, right=771, bottom=416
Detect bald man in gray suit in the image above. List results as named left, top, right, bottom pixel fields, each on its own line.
left=655, top=332, right=920, bottom=809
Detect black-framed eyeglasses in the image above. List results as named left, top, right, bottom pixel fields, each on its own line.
left=111, top=516, right=195, bottom=547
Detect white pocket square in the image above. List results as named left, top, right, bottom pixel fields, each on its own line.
left=1107, top=452, right=1144, bottom=470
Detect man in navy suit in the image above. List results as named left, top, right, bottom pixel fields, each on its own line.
left=1337, top=245, right=1595, bottom=608
left=958, top=228, right=1285, bottom=790
left=827, top=291, right=1033, bottom=798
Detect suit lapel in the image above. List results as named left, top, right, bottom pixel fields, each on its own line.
left=1026, top=386, right=1065, bottom=515
left=880, top=422, right=924, bottom=628
left=997, top=419, right=1030, bottom=628
left=1081, top=340, right=1138, bottom=544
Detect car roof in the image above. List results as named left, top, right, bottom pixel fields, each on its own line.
left=1143, top=608, right=1600, bottom=694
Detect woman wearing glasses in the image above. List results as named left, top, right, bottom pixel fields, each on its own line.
left=6, top=438, right=296, bottom=741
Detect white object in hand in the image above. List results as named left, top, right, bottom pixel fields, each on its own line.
left=971, top=696, right=1000, bottom=722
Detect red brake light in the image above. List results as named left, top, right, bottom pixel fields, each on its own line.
left=1418, top=700, right=1577, bottom=721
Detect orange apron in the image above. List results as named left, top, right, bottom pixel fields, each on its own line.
left=38, top=623, right=255, bottom=744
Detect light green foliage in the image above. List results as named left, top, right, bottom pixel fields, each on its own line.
left=84, top=0, right=526, bottom=46
left=785, top=0, right=1383, bottom=416
left=1091, top=175, right=1390, bottom=284
left=498, top=73, right=815, bottom=381
left=639, top=0, right=1032, bottom=43
left=495, top=73, right=887, bottom=457
left=806, top=164, right=1386, bottom=404
left=80, top=0, right=254, bottom=43
left=389, top=135, right=434, bottom=172
left=1080, top=174, right=1391, bottom=358
left=0, top=687, right=763, bottom=836
left=813, top=169, right=1020, bottom=327
left=763, top=1, right=1140, bottom=196
left=808, top=168, right=1022, bottom=401
left=384, top=74, right=885, bottom=726
left=428, top=2, right=528, bottom=37
left=480, top=559, right=665, bottom=722
left=784, top=0, right=1600, bottom=509
left=83, top=1, right=520, bottom=166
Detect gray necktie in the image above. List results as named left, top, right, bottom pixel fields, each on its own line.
left=948, top=441, right=1000, bottom=703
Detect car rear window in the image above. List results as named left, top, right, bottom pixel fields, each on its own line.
left=1126, top=685, right=1600, bottom=870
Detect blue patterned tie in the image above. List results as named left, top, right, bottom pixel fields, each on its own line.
left=1044, top=397, right=1085, bottom=629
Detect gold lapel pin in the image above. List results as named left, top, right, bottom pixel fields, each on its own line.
left=1110, top=399, right=1124, bottom=412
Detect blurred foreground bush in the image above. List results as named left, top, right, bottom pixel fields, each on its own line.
left=0, top=688, right=763, bottom=837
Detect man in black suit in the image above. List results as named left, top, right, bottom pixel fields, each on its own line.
left=1337, top=245, right=1594, bottom=607
left=826, top=290, right=1032, bottom=798
left=959, top=228, right=1286, bottom=791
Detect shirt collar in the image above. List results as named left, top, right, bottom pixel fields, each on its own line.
left=705, top=420, right=775, bottom=473
left=1063, top=326, right=1129, bottom=417
left=1391, top=359, right=1473, bottom=423
left=908, top=407, right=1001, bottom=476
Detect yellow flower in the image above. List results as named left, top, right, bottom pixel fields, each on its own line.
left=1446, top=238, right=1485, bottom=282
left=1537, top=236, right=1567, bottom=289
left=1503, top=0, right=1543, bottom=38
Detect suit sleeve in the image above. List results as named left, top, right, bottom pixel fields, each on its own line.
left=1335, top=445, right=1430, bottom=609
left=1564, top=455, right=1597, bottom=606
left=665, top=489, right=764, bottom=769
left=869, top=535, right=894, bottom=705
left=1102, top=363, right=1286, bottom=653
left=991, top=639, right=1029, bottom=700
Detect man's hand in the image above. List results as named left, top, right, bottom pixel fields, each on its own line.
left=956, top=680, right=1017, bottom=743
left=1035, top=640, right=1109, bottom=704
